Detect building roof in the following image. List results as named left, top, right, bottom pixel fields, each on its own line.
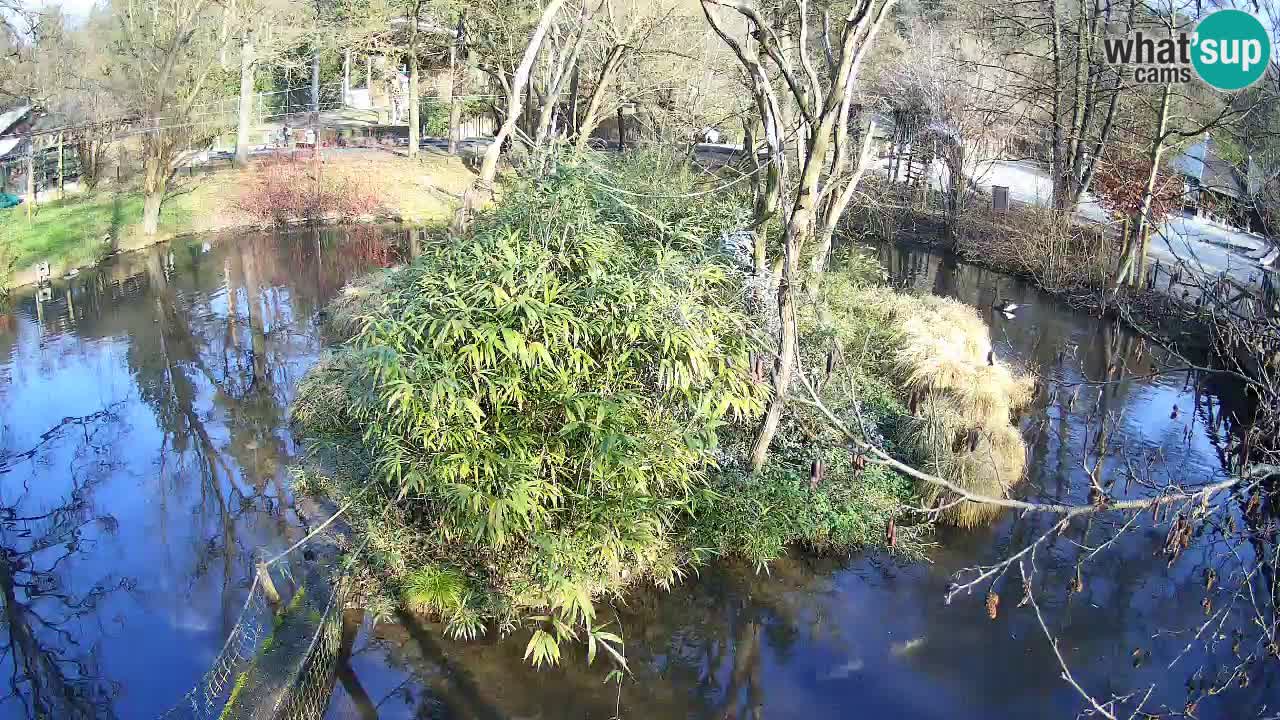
left=1173, top=137, right=1246, bottom=199
left=1171, top=138, right=1208, bottom=180
left=1202, top=157, right=1246, bottom=199
left=0, top=105, right=31, bottom=135
left=0, top=106, right=32, bottom=161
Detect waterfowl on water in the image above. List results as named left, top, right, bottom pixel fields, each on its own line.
left=994, top=299, right=1020, bottom=315
left=990, top=288, right=1022, bottom=316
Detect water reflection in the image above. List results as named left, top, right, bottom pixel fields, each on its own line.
left=323, top=243, right=1274, bottom=720
left=0, top=225, right=411, bottom=718
left=4, top=230, right=1272, bottom=719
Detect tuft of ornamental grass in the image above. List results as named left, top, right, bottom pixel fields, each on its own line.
left=880, top=295, right=1033, bottom=528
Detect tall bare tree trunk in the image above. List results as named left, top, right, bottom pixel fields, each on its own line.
left=701, top=0, right=896, bottom=471
left=1115, top=83, right=1171, bottom=288
left=408, top=51, right=420, bottom=158
left=567, top=65, right=580, bottom=137
left=474, top=0, right=566, bottom=187
left=808, top=119, right=877, bottom=276
left=235, top=30, right=255, bottom=167
left=454, top=0, right=566, bottom=236
left=56, top=132, right=64, bottom=200
left=311, top=46, right=321, bottom=144
left=749, top=231, right=799, bottom=471
left=445, top=33, right=460, bottom=153
left=142, top=151, right=167, bottom=236
left=25, top=139, right=34, bottom=221
left=573, top=46, right=626, bottom=155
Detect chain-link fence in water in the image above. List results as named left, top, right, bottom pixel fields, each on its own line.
left=271, top=578, right=353, bottom=720
left=153, top=557, right=353, bottom=720
left=155, top=570, right=274, bottom=720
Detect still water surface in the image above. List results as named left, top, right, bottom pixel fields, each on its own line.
left=0, top=229, right=1271, bottom=719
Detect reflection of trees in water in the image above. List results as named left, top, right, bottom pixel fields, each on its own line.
left=329, top=558, right=861, bottom=720
left=0, top=409, right=128, bottom=719
left=877, top=243, right=1280, bottom=716
left=0, top=225, right=411, bottom=718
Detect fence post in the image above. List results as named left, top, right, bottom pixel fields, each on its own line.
left=57, top=132, right=64, bottom=200
left=26, top=138, right=35, bottom=220
left=258, top=560, right=282, bottom=609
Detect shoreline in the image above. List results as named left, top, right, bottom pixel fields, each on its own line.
left=2, top=211, right=430, bottom=291
left=2, top=147, right=473, bottom=292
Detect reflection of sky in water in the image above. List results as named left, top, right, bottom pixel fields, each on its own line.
left=0, top=226, right=408, bottom=719
left=1, top=233, right=1273, bottom=720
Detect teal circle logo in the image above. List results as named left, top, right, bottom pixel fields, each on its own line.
left=1192, top=10, right=1271, bottom=91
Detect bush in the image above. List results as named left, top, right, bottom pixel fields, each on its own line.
left=292, top=157, right=1019, bottom=667
left=0, top=238, right=14, bottom=295
left=422, top=102, right=450, bottom=137
left=294, top=162, right=769, bottom=658
left=235, top=154, right=382, bottom=225
left=954, top=206, right=1120, bottom=292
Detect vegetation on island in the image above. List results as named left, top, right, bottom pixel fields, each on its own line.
left=290, top=155, right=1032, bottom=666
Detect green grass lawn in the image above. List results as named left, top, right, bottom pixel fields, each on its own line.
left=0, top=190, right=193, bottom=277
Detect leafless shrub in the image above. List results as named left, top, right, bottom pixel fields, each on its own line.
left=954, top=206, right=1121, bottom=293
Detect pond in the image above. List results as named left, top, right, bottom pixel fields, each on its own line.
left=0, top=229, right=1271, bottom=719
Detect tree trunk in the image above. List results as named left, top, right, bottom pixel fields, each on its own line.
left=25, top=139, right=35, bottom=220
left=809, top=119, right=877, bottom=277
left=1115, top=83, right=1171, bottom=288
left=311, top=46, right=321, bottom=131
left=446, top=31, right=460, bottom=153
left=408, top=51, right=420, bottom=158
left=142, top=178, right=165, bottom=236
left=567, top=65, right=580, bottom=136
left=573, top=46, right=626, bottom=155
left=235, top=30, right=256, bottom=167
left=142, top=130, right=169, bottom=237
left=456, top=0, right=566, bottom=237
left=56, top=132, right=64, bottom=200
left=448, top=89, right=462, bottom=153
left=474, top=0, right=566, bottom=188
left=343, top=48, right=351, bottom=101
left=749, top=232, right=799, bottom=472
left=534, top=12, right=588, bottom=147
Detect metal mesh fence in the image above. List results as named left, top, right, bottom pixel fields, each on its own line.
left=155, top=572, right=273, bottom=720
left=153, top=549, right=355, bottom=720
left=272, top=577, right=353, bottom=720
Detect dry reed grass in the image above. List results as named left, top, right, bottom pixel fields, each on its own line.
left=324, top=267, right=403, bottom=341
left=292, top=351, right=363, bottom=431
left=877, top=293, right=1034, bottom=527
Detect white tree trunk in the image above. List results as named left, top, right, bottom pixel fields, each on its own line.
left=235, top=31, right=255, bottom=167
left=475, top=0, right=566, bottom=187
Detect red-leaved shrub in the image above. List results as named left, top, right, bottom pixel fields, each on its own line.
left=236, top=154, right=382, bottom=225
left=1092, top=151, right=1181, bottom=225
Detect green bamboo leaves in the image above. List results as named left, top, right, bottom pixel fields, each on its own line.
left=301, top=165, right=769, bottom=667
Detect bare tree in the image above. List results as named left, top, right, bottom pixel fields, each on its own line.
left=880, top=24, right=1014, bottom=238
left=702, top=0, right=897, bottom=471
left=105, top=0, right=237, bottom=235
left=982, top=0, right=1133, bottom=211
left=451, top=0, right=567, bottom=235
